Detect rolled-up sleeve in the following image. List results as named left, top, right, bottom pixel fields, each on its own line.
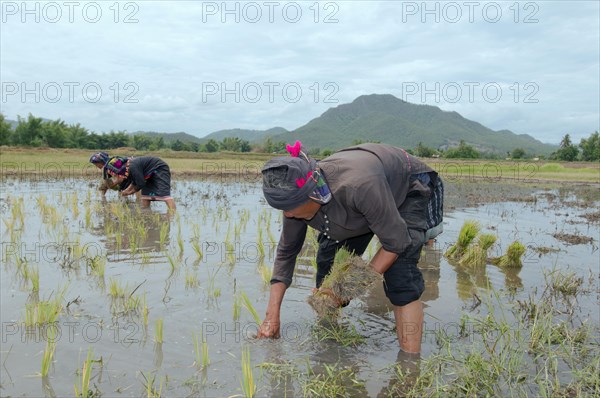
left=271, top=216, right=307, bottom=287
left=352, top=177, right=411, bottom=255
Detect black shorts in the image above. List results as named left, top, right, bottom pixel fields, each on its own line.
left=140, top=165, right=172, bottom=199
left=315, top=193, right=428, bottom=307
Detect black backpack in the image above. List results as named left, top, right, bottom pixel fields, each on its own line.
left=426, top=174, right=444, bottom=230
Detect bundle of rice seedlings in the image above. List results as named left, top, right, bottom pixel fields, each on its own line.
left=444, top=221, right=480, bottom=260
left=459, top=233, right=497, bottom=267
left=307, top=248, right=382, bottom=319
left=490, top=241, right=526, bottom=268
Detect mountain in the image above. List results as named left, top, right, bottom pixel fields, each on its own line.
left=200, top=127, right=288, bottom=143
left=269, top=94, right=556, bottom=155
left=131, top=131, right=203, bottom=144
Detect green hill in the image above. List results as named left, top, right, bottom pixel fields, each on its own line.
left=131, top=131, right=203, bottom=144
left=199, top=127, right=288, bottom=143
left=270, top=94, right=556, bottom=155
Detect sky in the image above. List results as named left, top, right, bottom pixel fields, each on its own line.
left=1, top=1, right=599, bottom=144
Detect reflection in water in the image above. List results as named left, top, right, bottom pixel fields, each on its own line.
left=362, top=244, right=443, bottom=316
left=153, top=342, right=163, bottom=368
left=377, top=350, right=422, bottom=398
left=91, top=202, right=172, bottom=260
left=450, top=259, right=523, bottom=300
left=42, top=376, right=57, bottom=398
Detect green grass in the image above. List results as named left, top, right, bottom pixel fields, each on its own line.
left=2, top=148, right=597, bottom=182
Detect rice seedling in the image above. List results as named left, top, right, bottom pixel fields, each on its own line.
left=191, top=240, right=203, bottom=260
left=490, top=241, right=526, bottom=268
left=459, top=233, right=497, bottom=267
left=259, top=362, right=299, bottom=394
left=142, top=293, right=149, bottom=326
left=141, top=372, right=164, bottom=397
left=41, top=326, right=57, bottom=377
left=240, top=345, right=256, bottom=398
left=258, top=263, right=272, bottom=286
left=308, top=248, right=382, bottom=319
left=256, top=229, right=265, bottom=259
left=71, top=192, right=80, bottom=218
left=233, top=292, right=241, bottom=321
left=155, top=319, right=163, bottom=344
left=140, top=251, right=151, bottom=266
left=300, top=362, right=364, bottom=397
left=122, top=294, right=142, bottom=314
left=108, top=278, right=128, bottom=298
left=28, top=265, right=40, bottom=292
left=240, top=291, right=261, bottom=325
left=84, top=206, right=92, bottom=228
left=311, top=320, right=365, bottom=347
left=185, top=270, right=200, bottom=289
left=445, top=220, right=480, bottom=259
left=546, top=269, right=585, bottom=297
left=115, top=232, right=123, bottom=250
left=177, top=224, right=184, bottom=257
left=192, top=331, right=210, bottom=369
left=159, top=222, right=169, bottom=249
left=24, top=287, right=66, bottom=327
left=167, top=253, right=180, bottom=277
left=234, top=221, right=242, bottom=240
left=73, top=348, right=94, bottom=398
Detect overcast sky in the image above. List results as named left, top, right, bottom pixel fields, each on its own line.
left=1, top=1, right=598, bottom=144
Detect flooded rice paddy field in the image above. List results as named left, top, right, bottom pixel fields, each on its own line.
left=0, top=177, right=598, bottom=397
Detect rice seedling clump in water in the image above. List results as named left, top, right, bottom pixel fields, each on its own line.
left=491, top=241, right=526, bottom=267
left=308, top=248, right=381, bottom=319
left=445, top=220, right=480, bottom=260
left=459, top=233, right=497, bottom=267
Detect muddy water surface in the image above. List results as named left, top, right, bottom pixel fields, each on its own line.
left=0, top=178, right=598, bottom=396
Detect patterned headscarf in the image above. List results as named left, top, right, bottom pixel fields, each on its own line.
left=262, top=141, right=332, bottom=211
left=89, top=152, right=110, bottom=165
left=105, top=156, right=130, bottom=178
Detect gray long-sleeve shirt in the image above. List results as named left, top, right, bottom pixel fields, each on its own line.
left=270, top=143, right=436, bottom=287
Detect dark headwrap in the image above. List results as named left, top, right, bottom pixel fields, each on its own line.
left=262, top=141, right=331, bottom=211
left=89, top=152, right=109, bottom=165
left=105, top=156, right=130, bottom=178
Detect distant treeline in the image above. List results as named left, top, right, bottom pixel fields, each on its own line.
left=1, top=114, right=598, bottom=161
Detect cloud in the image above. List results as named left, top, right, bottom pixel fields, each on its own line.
left=1, top=1, right=598, bottom=143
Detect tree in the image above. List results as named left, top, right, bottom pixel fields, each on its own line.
left=0, top=114, right=13, bottom=146
left=40, top=120, right=68, bottom=147
left=171, top=139, right=185, bottom=151
left=511, top=148, right=526, bottom=159
left=14, top=114, right=43, bottom=146
left=555, top=134, right=579, bottom=161
left=443, top=140, right=480, bottom=159
left=204, top=139, right=219, bottom=153
left=414, top=142, right=435, bottom=158
left=132, top=134, right=152, bottom=150
left=65, top=124, right=90, bottom=148
left=220, top=137, right=250, bottom=152
left=108, top=131, right=131, bottom=148
left=579, top=131, right=600, bottom=161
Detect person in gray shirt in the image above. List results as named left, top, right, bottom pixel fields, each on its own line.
left=258, top=141, right=442, bottom=354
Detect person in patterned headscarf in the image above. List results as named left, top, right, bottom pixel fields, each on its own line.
left=90, top=152, right=129, bottom=196
left=108, top=156, right=176, bottom=211
left=258, top=141, right=443, bottom=354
